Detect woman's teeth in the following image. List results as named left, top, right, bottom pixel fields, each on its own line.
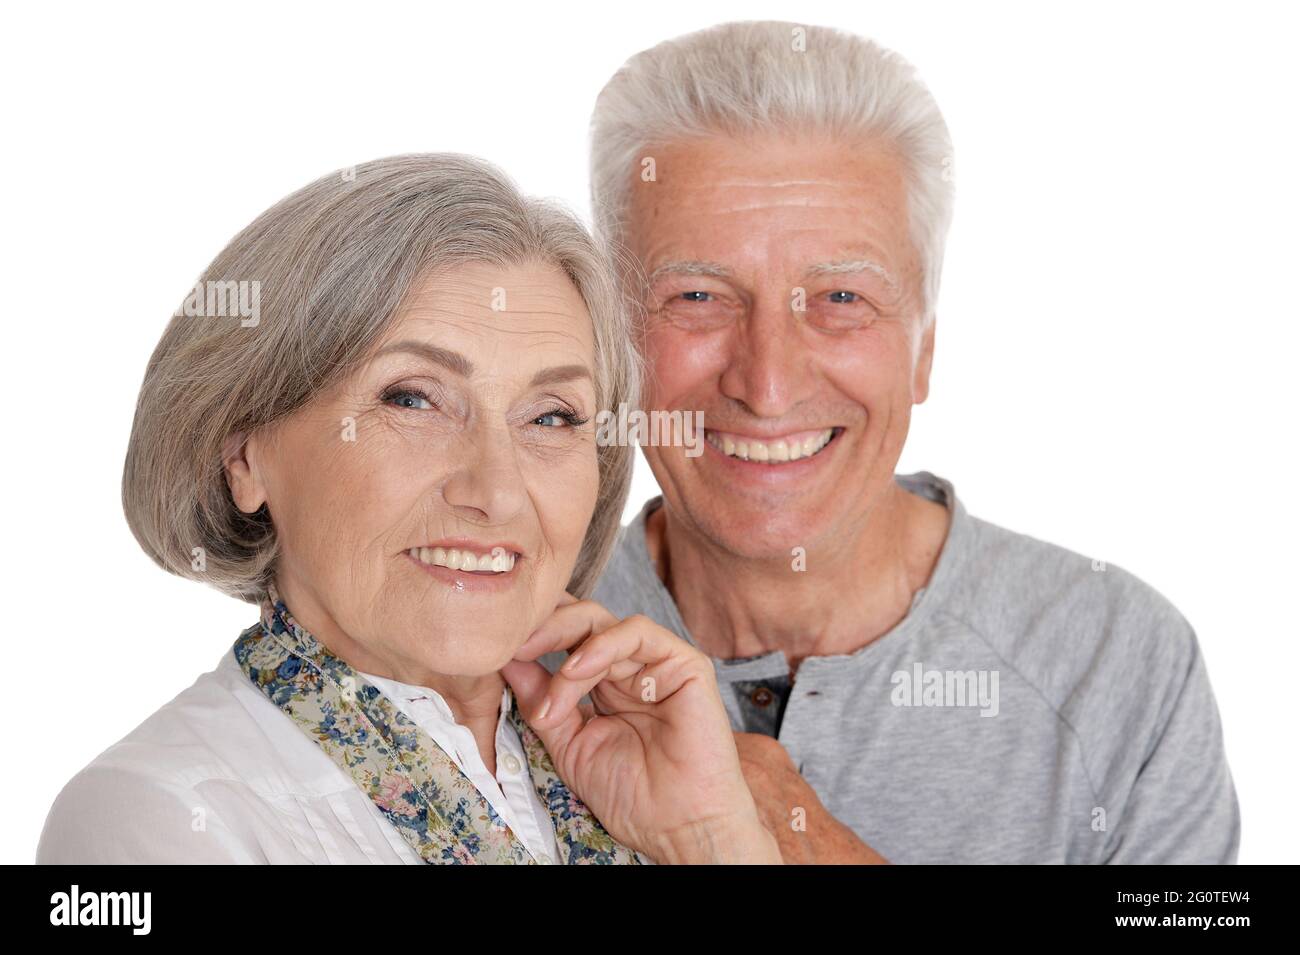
left=705, top=428, right=835, bottom=463
left=408, top=546, right=516, bottom=573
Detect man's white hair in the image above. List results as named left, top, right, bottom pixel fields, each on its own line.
left=590, top=20, right=955, bottom=324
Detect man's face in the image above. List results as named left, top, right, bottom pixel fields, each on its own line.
left=624, top=131, right=935, bottom=559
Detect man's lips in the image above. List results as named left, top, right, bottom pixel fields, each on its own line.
left=703, top=427, right=839, bottom=463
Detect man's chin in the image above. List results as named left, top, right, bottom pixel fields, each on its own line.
left=687, top=505, right=841, bottom=564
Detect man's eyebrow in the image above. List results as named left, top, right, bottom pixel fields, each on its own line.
left=374, top=340, right=474, bottom=376
left=646, top=260, right=733, bottom=283
left=646, top=258, right=900, bottom=294
left=805, top=259, right=901, bottom=293
left=530, top=364, right=592, bottom=387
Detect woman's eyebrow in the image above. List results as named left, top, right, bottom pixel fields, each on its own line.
left=530, top=364, right=592, bottom=387
left=374, top=340, right=473, bottom=376
left=374, top=341, right=589, bottom=388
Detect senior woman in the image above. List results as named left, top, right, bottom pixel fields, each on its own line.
left=36, top=154, right=781, bottom=865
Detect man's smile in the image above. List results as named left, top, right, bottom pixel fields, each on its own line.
left=703, top=426, right=838, bottom=463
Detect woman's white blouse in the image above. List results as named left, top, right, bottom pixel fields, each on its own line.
left=36, top=650, right=563, bottom=864
left=359, top=669, right=560, bottom=864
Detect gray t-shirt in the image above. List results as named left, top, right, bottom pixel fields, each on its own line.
left=560, top=471, right=1240, bottom=864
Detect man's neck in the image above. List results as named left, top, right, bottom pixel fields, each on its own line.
left=648, top=482, right=950, bottom=673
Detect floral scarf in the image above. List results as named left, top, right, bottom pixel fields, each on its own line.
left=232, top=583, right=640, bottom=865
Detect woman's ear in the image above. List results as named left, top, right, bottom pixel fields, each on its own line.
left=221, top=431, right=268, bottom=514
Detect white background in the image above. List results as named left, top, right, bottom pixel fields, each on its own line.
left=1, top=0, right=1295, bottom=863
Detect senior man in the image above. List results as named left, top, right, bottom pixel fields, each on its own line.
left=554, top=21, right=1239, bottom=864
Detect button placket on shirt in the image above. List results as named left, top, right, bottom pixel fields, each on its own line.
left=492, top=707, right=561, bottom=865
left=409, top=693, right=542, bottom=858
left=778, top=670, right=826, bottom=780
left=356, top=674, right=563, bottom=864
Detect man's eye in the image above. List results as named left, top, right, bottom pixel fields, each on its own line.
left=679, top=291, right=712, bottom=302
left=827, top=291, right=860, bottom=304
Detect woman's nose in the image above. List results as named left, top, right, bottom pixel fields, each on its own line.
left=440, top=426, right=528, bottom=524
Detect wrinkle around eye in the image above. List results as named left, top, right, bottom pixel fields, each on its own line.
left=655, top=298, right=739, bottom=330
left=803, top=303, right=880, bottom=332
left=514, top=424, right=596, bottom=464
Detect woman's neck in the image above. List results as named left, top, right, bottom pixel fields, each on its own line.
left=407, top=671, right=507, bottom=776
left=269, top=575, right=508, bottom=774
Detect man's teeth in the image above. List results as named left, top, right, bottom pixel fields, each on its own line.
left=408, top=546, right=516, bottom=573
left=706, top=428, right=835, bottom=462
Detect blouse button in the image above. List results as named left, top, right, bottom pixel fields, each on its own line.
left=750, top=687, right=775, bottom=708
left=502, top=754, right=522, bottom=775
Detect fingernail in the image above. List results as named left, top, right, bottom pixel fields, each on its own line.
left=562, top=652, right=584, bottom=672
left=536, top=697, right=551, bottom=722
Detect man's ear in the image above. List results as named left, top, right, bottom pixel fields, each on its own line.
left=221, top=431, right=268, bottom=514
left=912, top=317, right=937, bottom=405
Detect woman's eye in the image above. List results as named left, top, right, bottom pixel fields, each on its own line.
left=383, top=389, right=434, bottom=410
left=679, top=291, right=712, bottom=302
left=532, top=409, right=585, bottom=428
left=827, top=290, right=860, bottom=304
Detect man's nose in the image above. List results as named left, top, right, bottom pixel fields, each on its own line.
left=717, top=299, right=811, bottom=419
left=440, top=425, right=528, bottom=525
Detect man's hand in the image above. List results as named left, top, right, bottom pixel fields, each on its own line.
left=734, top=732, right=889, bottom=864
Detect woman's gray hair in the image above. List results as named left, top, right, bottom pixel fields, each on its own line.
left=590, top=20, right=955, bottom=324
left=124, top=153, right=640, bottom=603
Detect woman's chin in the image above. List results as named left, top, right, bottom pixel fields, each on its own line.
left=383, top=609, right=535, bottom=680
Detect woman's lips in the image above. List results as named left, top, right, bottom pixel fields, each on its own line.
left=407, top=543, right=518, bottom=574
left=403, top=545, right=524, bottom=592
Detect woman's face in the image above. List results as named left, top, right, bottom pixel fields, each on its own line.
left=226, top=260, right=600, bottom=680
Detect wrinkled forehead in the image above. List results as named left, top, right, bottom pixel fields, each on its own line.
left=378, top=261, right=597, bottom=385
left=624, top=132, right=918, bottom=282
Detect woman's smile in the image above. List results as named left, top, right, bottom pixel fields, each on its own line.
left=404, top=538, right=525, bottom=591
